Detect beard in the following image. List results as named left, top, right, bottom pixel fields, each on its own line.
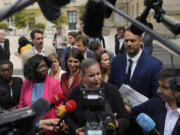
left=125, top=46, right=140, bottom=57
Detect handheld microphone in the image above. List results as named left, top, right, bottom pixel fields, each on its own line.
left=50, top=93, right=65, bottom=109
left=52, top=100, right=77, bottom=135
left=57, top=105, right=66, bottom=117
left=136, top=113, right=161, bottom=135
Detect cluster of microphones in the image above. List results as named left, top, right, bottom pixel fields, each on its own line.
left=0, top=93, right=77, bottom=135
left=0, top=92, right=161, bottom=135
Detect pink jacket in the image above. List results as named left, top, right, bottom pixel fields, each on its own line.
left=18, top=76, right=63, bottom=119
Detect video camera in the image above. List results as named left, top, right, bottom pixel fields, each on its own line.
left=80, top=87, right=116, bottom=135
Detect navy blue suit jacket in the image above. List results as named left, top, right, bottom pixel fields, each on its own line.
left=109, top=51, right=162, bottom=98
left=133, top=97, right=180, bottom=135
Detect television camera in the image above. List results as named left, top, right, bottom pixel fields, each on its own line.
left=80, top=87, right=117, bottom=135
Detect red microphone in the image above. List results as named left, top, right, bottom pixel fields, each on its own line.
left=65, top=100, right=77, bottom=112
left=52, top=100, right=77, bottom=135
left=50, top=93, right=65, bottom=108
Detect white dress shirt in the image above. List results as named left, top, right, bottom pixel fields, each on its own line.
left=56, top=35, right=63, bottom=49
left=126, top=49, right=142, bottom=80
left=164, top=103, right=180, bottom=135
left=119, top=38, right=124, bottom=50
left=0, top=42, right=4, bottom=49
left=33, top=47, right=45, bottom=56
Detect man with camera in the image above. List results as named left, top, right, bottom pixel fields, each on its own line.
left=66, top=58, right=129, bottom=135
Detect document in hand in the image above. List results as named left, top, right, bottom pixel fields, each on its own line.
left=119, top=84, right=149, bottom=107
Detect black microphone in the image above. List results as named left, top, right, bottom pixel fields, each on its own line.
left=84, top=0, right=117, bottom=38
left=37, top=0, right=71, bottom=21
left=0, top=98, right=50, bottom=134
left=0, top=0, right=71, bottom=22
left=84, top=0, right=105, bottom=37
left=136, top=113, right=161, bottom=135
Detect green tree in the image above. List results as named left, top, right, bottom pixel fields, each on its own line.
left=0, top=23, right=9, bottom=30
left=52, top=14, right=68, bottom=26
left=14, top=10, right=28, bottom=28
left=79, top=4, right=86, bottom=22
left=32, top=23, right=46, bottom=30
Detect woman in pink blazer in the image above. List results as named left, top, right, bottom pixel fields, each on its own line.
left=18, top=55, right=63, bottom=126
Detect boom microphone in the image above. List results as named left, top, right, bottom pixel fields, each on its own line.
left=136, top=113, right=161, bottom=135
left=37, top=0, right=71, bottom=21
left=84, top=0, right=105, bottom=37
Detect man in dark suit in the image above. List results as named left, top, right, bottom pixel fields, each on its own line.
left=0, top=31, right=10, bottom=61
left=115, top=27, right=125, bottom=55
left=109, top=27, right=163, bottom=98
left=75, top=35, right=94, bottom=59
left=132, top=68, right=180, bottom=135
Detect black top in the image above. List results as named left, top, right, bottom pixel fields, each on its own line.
left=0, top=38, right=10, bottom=61
left=0, top=77, right=23, bottom=110
left=66, top=82, right=129, bottom=135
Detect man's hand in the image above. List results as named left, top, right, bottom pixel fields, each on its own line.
left=39, top=119, right=59, bottom=131
left=76, top=127, right=85, bottom=135
left=124, top=104, right=132, bottom=114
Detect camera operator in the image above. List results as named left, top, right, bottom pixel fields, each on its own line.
left=66, top=58, right=129, bottom=135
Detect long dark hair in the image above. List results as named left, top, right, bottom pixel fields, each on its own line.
left=65, top=48, right=84, bottom=73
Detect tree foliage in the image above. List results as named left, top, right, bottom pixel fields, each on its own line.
left=32, top=23, right=46, bottom=30
left=52, top=14, right=68, bottom=26
left=0, top=23, right=9, bottom=30
left=79, top=4, right=86, bottom=22
left=14, top=10, right=28, bottom=29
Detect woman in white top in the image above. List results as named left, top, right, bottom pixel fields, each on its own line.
left=48, top=53, right=65, bottom=81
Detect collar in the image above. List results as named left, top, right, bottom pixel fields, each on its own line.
left=165, top=102, right=180, bottom=114
left=126, top=49, right=142, bottom=63
left=33, top=47, right=45, bottom=55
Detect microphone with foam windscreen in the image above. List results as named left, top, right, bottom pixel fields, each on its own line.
left=83, top=0, right=117, bottom=38
left=50, top=93, right=65, bottom=109
left=57, top=105, right=66, bottom=118
left=136, top=113, right=161, bottom=135
left=37, top=0, right=71, bottom=21
left=0, top=98, right=50, bottom=134
left=52, top=100, right=77, bottom=135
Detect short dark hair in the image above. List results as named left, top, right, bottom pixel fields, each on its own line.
left=48, top=53, right=61, bottom=66
left=89, top=41, right=100, bottom=52
left=117, top=26, right=125, bottom=32
left=80, top=58, right=99, bottom=75
left=30, top=29, right=44, bottom=40
left=65, top=48, right=84, bottom=73
left=56, top=26, right=62, bottom=30
left=68, top=31, right=78, bottom=38
left=23, top=55, right=51, bottom=80
left=75, top=35, right=89, bottom=47
left=94, top=50, right=109, bottom=63
left=159, top=68, right=180, bottom=79
left=0, top=60, right=13, bottom=69
left=159, top=68, right=180, bottom=92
